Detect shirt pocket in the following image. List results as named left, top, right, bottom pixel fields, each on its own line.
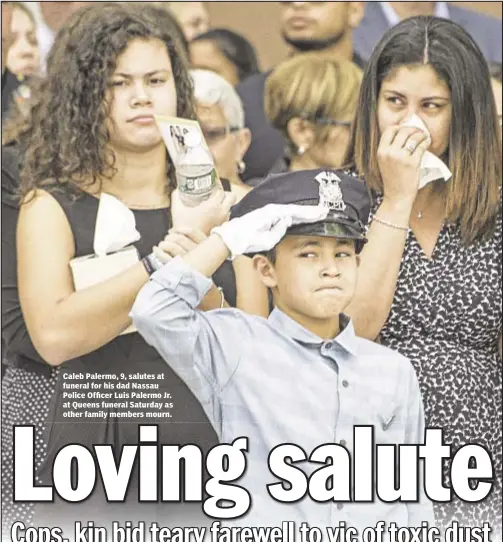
left=374, top=403, right=406, bottom=445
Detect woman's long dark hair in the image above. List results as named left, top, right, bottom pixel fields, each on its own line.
left=18, top=2, right=194, bottom=197
left=344, top=16, right=501, bottom=245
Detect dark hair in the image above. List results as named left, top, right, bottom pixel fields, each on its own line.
left=18, top=2, right=194, bottom=197
left=489, top=62, right=502, bottom=83
left=192, top=28, right=260, bottom=82
left=344, top=16, right=501, bottom=245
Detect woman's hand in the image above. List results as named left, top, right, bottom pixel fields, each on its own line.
left=377, top=125, right=430, bottom=205
left=154, top=227, right=208, bottom=262
left=170, top=188, right=236, bottom=235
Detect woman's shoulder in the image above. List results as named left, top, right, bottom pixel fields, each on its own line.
left=17, top=189, right=73, bottom=239
left=19, top=185, right=97, bottom=231
left=19, top=186, right=62, bottom=209
left=29, top=183, right=96, bottom=209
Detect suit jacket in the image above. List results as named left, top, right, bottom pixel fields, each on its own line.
left=354, top=2, right=502, bottom=64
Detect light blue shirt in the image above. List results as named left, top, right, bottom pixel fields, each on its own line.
left=131, top=257, right=433, bottom=529
left=379, top=2, right=450, bottom=27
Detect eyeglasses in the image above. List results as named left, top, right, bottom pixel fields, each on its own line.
left=300, top=114, right=352, bottom=128
left=201, top=126, right=240, bottom=144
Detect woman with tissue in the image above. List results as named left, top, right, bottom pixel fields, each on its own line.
left=344, top=16, right=502, bottom=529
left=10, top=3, right=235, bottom=532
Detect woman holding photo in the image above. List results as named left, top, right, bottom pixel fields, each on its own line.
left=3, top=2, right=246, bottom=533
left=344, top=16, right=502, bottom=530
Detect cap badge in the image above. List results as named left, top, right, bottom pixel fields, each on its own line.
left=314, top=171, right=346, bottom=211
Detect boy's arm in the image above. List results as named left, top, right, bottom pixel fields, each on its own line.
left=131, top=236, right=239, bottom=408
left=404, top=367, right=436, bottom=526
left=132, top=198, right=330, bottom=408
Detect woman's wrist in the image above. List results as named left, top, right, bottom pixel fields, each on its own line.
left=379, top=195, right=415, bottom=223
left=141, top=251, right=166, bottom=276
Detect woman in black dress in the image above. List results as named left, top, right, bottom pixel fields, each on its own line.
left=343, top=16, right=502, bottom=531
left=4, top=3, right=264, bottom=536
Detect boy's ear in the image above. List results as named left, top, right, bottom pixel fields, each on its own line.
left=355, top=254, right=361, bottom=267
left=252, top=254, right=278, bottom=289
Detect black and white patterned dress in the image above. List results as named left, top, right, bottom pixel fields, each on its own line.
left=1, top=366, right=59, bottom=537
left=376, top=203, right=502, bottom=530
left=1, top=145, right=59, bottom=538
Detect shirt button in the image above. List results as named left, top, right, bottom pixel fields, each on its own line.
left=337, top=503, right=344, bottom=510
left=325, top=342, right=332, bottom=349
left=340, top=439, right=347, bottom=446
left=342, top=380, right=349, bottom=388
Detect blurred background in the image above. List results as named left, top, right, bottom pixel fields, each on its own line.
left=207, top=2, right=501, bottom=69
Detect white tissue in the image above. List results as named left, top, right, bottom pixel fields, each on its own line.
left=93, top=193, right=141, bottom=257
left=402, top=114, right=452, bottom=189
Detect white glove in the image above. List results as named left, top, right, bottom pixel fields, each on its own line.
left=211, top=204, right=330, bottom=259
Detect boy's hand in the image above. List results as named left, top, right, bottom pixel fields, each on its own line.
left=211, top=204, right=329, bottom=259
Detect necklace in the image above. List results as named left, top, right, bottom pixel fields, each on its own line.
left=417, top=211, right=423, bottom=219
left=121, top=201, right=169, bottom=210
left=103, top=192, right=170, bottom=210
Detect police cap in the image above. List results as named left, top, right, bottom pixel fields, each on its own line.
left=230, top=169, right=370, bottom=252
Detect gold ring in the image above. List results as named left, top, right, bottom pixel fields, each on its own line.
left=405, top=141, right=417, bottom=154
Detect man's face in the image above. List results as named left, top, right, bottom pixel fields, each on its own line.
left=257, top=235, right=359, bottom=328
left=280, top=2, right=363, bottom=51
left=1, top=3, right=14, bottom=72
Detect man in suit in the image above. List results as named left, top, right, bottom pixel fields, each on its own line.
left=237, top=2, right=365, bottom=182
left=354, top=2, right=502, bottom=64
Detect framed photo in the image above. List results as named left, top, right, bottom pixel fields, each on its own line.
left=155, top=115, right=210, bottom=167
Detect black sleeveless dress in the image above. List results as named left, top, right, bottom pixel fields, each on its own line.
left=23, top=188, right=236, bottom=531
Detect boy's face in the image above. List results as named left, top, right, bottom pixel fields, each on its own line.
left=255, top=235, right=360, bottom=327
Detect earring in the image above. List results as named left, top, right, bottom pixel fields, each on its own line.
left=297, top=145, right=309, bottom=156
left=237, top=160, right=246, bottom=175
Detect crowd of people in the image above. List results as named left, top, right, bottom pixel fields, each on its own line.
left=1, top=1, right=501, bottom=539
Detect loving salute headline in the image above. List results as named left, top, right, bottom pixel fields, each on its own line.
left=14, top=426, right=493, bottom=516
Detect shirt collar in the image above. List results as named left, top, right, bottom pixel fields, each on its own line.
left=379, top=2, right=450, bottom=26
left=268, top=308, right=358, bottom=356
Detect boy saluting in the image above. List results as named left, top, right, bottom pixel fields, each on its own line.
left=131, top=169, right=433, bottom=528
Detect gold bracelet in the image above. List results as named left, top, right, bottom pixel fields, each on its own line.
left=372, top=216, right=409, bottom=232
